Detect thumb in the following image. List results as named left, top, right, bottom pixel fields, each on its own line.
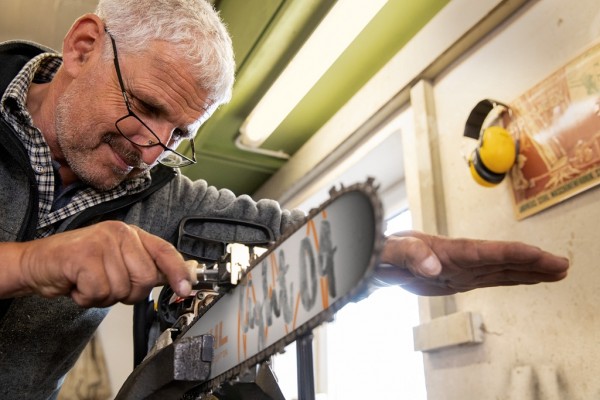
left=381, top=234, right=442, bottom=278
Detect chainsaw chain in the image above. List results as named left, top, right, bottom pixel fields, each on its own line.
left=180, top=178, right=385, bottom=398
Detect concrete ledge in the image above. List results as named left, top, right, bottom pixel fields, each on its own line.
left=413, top=311, right=484, bottom=352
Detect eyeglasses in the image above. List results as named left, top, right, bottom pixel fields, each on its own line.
left=107, top=31, right=198, bottom=168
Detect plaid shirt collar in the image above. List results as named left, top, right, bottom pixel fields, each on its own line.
left=1, top=51, right=152, bottom=238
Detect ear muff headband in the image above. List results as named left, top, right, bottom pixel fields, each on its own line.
left=464, top=99, right=508, bottom=139
left=464, top=99, right=517, bottom=186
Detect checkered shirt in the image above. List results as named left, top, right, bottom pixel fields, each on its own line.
left=0, top=52, right=151, bottom=239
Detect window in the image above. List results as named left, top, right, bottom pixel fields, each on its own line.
left=272, top=210, right=426, bottom=400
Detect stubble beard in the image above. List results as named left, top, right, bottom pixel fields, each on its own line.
left=55, top=88, right=151, bottom=191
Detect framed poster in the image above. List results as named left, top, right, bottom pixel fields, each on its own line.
left=507, top=42, right=600, bottom=219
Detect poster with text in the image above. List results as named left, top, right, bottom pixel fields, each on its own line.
left=507, top=42, right=600, bottom=219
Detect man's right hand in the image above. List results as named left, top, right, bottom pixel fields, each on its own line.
left=0, top=221, right=196, bottom=307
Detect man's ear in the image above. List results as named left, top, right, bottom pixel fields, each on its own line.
left=61, top=14, right=106, bottom=78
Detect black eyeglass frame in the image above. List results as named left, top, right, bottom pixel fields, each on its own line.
left=106, top=31, right=197, bottom=168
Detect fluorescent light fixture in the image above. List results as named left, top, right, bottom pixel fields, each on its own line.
left=239, top=0, right=388, bottom=149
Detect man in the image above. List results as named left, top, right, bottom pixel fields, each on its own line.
left=0, top=0, right=568, bottom=398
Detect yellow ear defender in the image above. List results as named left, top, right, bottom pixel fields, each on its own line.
left=463, top=99, right=518, bottom=187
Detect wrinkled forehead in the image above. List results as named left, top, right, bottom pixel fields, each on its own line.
left=154, top=43, right=215, bottom=102
left=133, top=41, right=217, bottom=125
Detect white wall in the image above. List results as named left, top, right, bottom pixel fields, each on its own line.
left=0, top=0, right=98, bottom=51
left=415, top=0, right=600, bottom=398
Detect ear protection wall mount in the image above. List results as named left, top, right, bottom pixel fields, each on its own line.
left=463, top=99, right=519, bottom=187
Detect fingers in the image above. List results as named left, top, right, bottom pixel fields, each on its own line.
left=436, top=237, right=569, bottom=274
left=70, top=223, right=157, bottom=307
left=134, top=226, right=195, bottom=299
left=22, top=222, right=195, bottom=308
left=469, top=262, right=569, bottom=282
left=115, top=225, right=158, bottom=302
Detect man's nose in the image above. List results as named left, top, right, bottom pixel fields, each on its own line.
left=145, top=120, right=173, bottom=146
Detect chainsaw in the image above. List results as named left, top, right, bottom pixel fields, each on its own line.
left=116, top=179, right=385, bottom=399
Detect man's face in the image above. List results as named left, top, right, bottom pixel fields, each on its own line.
left=55, top=40, right=210, bottom=191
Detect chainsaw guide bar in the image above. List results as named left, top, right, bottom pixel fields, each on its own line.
left=117, top=179, right=385, bottom=399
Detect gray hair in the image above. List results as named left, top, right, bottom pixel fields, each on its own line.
left=95, top=0, right=235, bottom=107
